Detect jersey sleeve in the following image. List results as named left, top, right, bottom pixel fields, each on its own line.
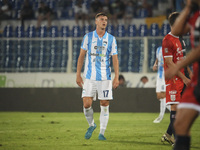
left=111, top=37, right=118, bottom=55
left=81, top=34, right=88, bottom=51
left=162, top=38, right=173, bottom=58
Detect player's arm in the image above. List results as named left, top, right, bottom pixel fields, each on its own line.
left=112, top=54, right=119, bottom=89
left=187, top=66, right=193, bottom=79
left=76, top=48, right=86, bottom=88
left=171, top=1, right=191, bottom=35
left=153, top=58, right=158, bottom=71
left=165, top=57, right=191, bottom=86
left=165, top=45, right=200, bottom=79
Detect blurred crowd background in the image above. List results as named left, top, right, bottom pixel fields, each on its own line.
left=0, top=0, right=189, bottom=76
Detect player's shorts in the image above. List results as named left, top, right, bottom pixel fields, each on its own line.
left=177, top=83, right=200, bottom=112
left=82, top=79, right=113, bottom=100
left=166, top=79, right=184, bottom=105
left=156, top=76, right=166, bottom=93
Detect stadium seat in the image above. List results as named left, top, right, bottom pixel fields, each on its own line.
left=38, top=26, right=47, bottom=37
left=60, top=26, right=70, bottom=37
left=149, top=23, right=160, bottom=36
left=138, top=24, right=148, bottom=36
left=106, top=25, right=115, bottom=35
left=82, top=25, right=92, bottom=35
left=116, top=25, right=126, bottom=37
left=13, top=1, right=22, bottom=10
left=72, top=25, right=81, bottom=37
left=127, top=25, right=137, bottom=37
left=60, top=10, right=69, bottom=19
left=15, top=26, right=25, bottom=38
left=3, top=25, right=13, bottom=37
left=27, top=25, right=36, bottom=37
left=49, top=26, right=58, bottom=37
left=161, top=23, right=170, bottom=36
left=47, top=1, right=56, bottom=10
left=138, top=8, right=148, bottom=18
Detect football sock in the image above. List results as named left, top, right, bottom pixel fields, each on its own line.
left=99, top=105, right=109, bottom=135
left=166, top=111, right=176, bottom=137
left=159, top=98, right=166, bottom=118
left=166, top=104, right=171, bottom=112
left=83, top=106, right=94, bottom=127
left=173, top=135, right=190, bottom=150
left=170, top=111, right=176, bottom=138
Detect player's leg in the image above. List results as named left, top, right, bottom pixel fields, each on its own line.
left=154, top=92, right=166, bottom=123
left=161, top=104, right=177, bottom=145
left=97, top=80, right=113, bottom=140
left=83, top=97, right=94, bottom=127
left=99, top=100, right=109, bottom=140
left=82, top=79, right=97, bottom=139
left=173, top=108, right=198, bottom=150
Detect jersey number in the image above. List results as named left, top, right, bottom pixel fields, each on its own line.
left=103, top=90, right=109, bottom=97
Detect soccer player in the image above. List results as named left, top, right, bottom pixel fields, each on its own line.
left=164, top=0, right=200, bottom=149
left=76, top=12, right=119, bottom=140
left=153, top=46, right=171, bottom=123
left=161, top=12, right=191, bottom=146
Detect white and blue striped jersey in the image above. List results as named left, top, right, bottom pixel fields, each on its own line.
left=81, top=30, right=118, bottom=81
left=156, top=46, right=164, bottom=79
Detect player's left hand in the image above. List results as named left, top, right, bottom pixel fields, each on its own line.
left=165, top=65, right=178, bottom=79
left=113, top=77, right=119, bottom=89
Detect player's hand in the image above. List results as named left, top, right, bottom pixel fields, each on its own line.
left=165, top=65, right=179, bottom=79
left=113, top=77, right=119, bottom=89
left=76, top=75, right=84, bottom=88
left=189, top=72, right=193, bottom=79
left=153, top=65, right=157, bottom=71
left=183, top=77, right=191, bottom=86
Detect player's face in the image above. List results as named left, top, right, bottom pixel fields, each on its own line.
left=96, top=16, right=108, bottom=30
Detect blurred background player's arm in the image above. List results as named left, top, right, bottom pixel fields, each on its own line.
left=165, top=45, right=200, bottom=79
left=171, top=0, right=192, bottom=35
left=165, top=57, right=191, bottom=86
left=153, top=58, right=158, bottom=71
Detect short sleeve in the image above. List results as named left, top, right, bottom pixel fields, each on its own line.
left=81, top=34, right=88, bottom=51
left=111, top=37, right=118, bottom=55
left=162, top=39, right=173, bottom=58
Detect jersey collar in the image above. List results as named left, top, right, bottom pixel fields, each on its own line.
left=94, top=30, right=107, bottom=39
left=169, top=32, right=179, bottom=38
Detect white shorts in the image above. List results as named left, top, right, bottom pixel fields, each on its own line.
left=82, top=79, right=113, bottom=100
left=156, top=76, right=166, bottom=93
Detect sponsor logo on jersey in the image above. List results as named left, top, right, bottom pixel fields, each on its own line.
left=169, top=90, right=177, bottom=95
left=91, top=53, right=106, bottom=57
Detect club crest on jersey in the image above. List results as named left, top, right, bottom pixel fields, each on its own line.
left=165, top=48, right=168, bottom=53
left=103, top=41, right=107, bottom=46
left=170, top=95, right=176, bottom=101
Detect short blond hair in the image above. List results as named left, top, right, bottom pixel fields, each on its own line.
left=95, top=12, right=108, bottom=19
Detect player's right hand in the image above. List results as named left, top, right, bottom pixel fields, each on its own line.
left=76, top=75, right=84, bottom=88
left=153, top=65, right=157, bottom=71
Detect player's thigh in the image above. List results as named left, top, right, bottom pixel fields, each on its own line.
left=174, top=108, right=198, bottom=135
left=97, top=80, right=113, bottom=100
left=82, top=79, right=97, bottom=101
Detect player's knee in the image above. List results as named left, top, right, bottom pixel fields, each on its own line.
left=83, top=103, right=91, bottom=109
left=100, top=100, right=109, bottom=106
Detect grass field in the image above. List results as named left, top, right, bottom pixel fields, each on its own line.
left=0, top=112, right=199, bottom=150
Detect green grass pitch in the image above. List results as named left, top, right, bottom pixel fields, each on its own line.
left=0, top=112, right=199, bottom=150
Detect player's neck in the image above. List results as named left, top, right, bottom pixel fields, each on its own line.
left=96, top=28, right=106, bottom=38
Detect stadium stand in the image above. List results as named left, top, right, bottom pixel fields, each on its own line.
left=0, top=0, right=189, bottom=73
